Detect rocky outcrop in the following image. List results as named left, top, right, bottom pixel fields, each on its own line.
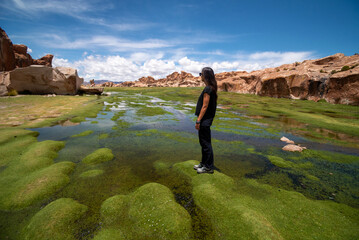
left=13, top=44, right=33, bottom=68
left=32, top=54, right=53, bottom=67
left=216, top=53, right=359, bottom=105
left=3, top=65, right=83, bottom=95
left=0, top=28, right=81, bottom=96
left=103, top=53, right=359, bottom=105
left=120, top=71, right=203, bottom=88
left=0, top=27, right=16, bottom=71
left=79, top=86, right=104, bottom=95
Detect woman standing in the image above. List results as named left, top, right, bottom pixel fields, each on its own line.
left=194, top=67, right=218, bottom=174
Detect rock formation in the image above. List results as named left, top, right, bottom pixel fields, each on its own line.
left=0, top=27, right=84, bottom=96
left=118, top=53, right=359, bottom=105
left=121, top=71, right=203, bottom=88
left=0, top=27, right=16, bottom=71
left=216, top=53, right=359, bottom=105
left=4, top=66, right=83, bottom=95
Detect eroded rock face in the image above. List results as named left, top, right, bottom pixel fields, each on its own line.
left=32, top=54, right=53, bottom=67
left=0, top=27, right=16, bottom=71
left=324, top=68, right=359, bottom=105
left=13, top=44, right=33, bottom=68
left=7, top=66, right=83, bottom=95
left=215, top=53, right=359, bottom=105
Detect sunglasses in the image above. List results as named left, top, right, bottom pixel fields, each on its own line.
left=199, top=73, right=202, bottom=76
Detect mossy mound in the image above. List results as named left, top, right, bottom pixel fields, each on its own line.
left=172, top=160, right=359, bottom=240
left=93, top=228, right=125, bottom=240
left=82, top=148, right=114, bottom=165
left=0, top=138, right=75, bottom=210
left=0, top=161, right=75, bottom=210
left=99, top=133, right=109, bottom=139
left=23, top=198, right=88, bottom=240
left=0, top=128, right=39, bottom=167
left=95, top=183, right=192, bottom=240
left=79, top=169, right=104, bottom=178
left=70, top=130, right=94, bottom=138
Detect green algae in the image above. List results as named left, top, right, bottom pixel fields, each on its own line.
left=172, top=160, right=359, bottom=240
left=136, top=106, right=172, bottom=117
left=82, top=148, right=114, bottom=165
left=79, top=169, right=104, bottom=178
left=301, top=149, right=359, bottom=164
left=95, top=183, right=192, bottom=240
left=93, top=228, right=125, bottom=240
left=99, top=133, right=109, bottom=139
left=91, top=121, right=99, bottom=124
left=70, top=130, right=94, bottom=138
left=23, top=198, right=88, bottom=240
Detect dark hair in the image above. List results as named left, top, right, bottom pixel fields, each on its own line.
left=201, top=67, right=218, bottom=101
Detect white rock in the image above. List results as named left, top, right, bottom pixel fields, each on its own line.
left=280, top=136, right=295, bottom=144
left=282, top=144, right=306, bottom=152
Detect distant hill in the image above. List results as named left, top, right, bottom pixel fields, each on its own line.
left=84, top=80, right=123, bottom=84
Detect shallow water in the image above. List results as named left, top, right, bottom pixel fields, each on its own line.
left=5, top=91, right=358, bottom=238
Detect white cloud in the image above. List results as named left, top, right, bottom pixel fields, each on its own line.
left=27, top=47, right=32, bottom=53
left=52, top=57, right=72, bottom=67
left=52, top=51, right=315, bottom=82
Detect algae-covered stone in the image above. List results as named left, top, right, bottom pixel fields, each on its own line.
left=172, top=160, right=359, bottom=240
left=96, top=183, right=192, bottom=240
left=24, top=198, right=88, bottom=240
left=79, top=169, right=104, bottom=178
left=70, top=130, right=94, bottom=138
left=82, top=148, right=114, bottom=165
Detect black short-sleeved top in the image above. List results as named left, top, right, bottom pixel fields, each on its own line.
left=195, top=86, right=217, bottom=126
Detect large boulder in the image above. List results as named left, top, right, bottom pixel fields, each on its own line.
left=7, top=65, right=83, bottom=95
left=0, top=27, right=16, bottom=71
left=0, top=71, right=11, bottom=96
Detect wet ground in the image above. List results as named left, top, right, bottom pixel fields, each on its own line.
left=2, top=90, right=359, bottom=239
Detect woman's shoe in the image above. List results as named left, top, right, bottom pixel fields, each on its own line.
left=193, top=163, right=204, bottom=170
left=197, top=167, right=214, bottom=174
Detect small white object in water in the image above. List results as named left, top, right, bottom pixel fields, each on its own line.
left=282, top=144, right=307, bottom=152
left=280, top=136, right=295, bottom=144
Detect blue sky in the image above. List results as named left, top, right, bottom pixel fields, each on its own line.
left=1, top=0, right=358, bottom=81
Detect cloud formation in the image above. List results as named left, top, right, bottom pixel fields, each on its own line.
left=53, top=51, right=315, bottom=82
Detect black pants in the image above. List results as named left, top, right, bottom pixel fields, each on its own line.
left=198, top=125, right=214, bottom=169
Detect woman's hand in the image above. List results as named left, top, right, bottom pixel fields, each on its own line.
left=195, top=122, right=200, bottom=130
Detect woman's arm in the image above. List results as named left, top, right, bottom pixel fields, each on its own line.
left=195, top=93, right=210, bottom=130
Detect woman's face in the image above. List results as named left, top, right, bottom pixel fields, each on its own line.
left=201, top=72, right=205, bottom=82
